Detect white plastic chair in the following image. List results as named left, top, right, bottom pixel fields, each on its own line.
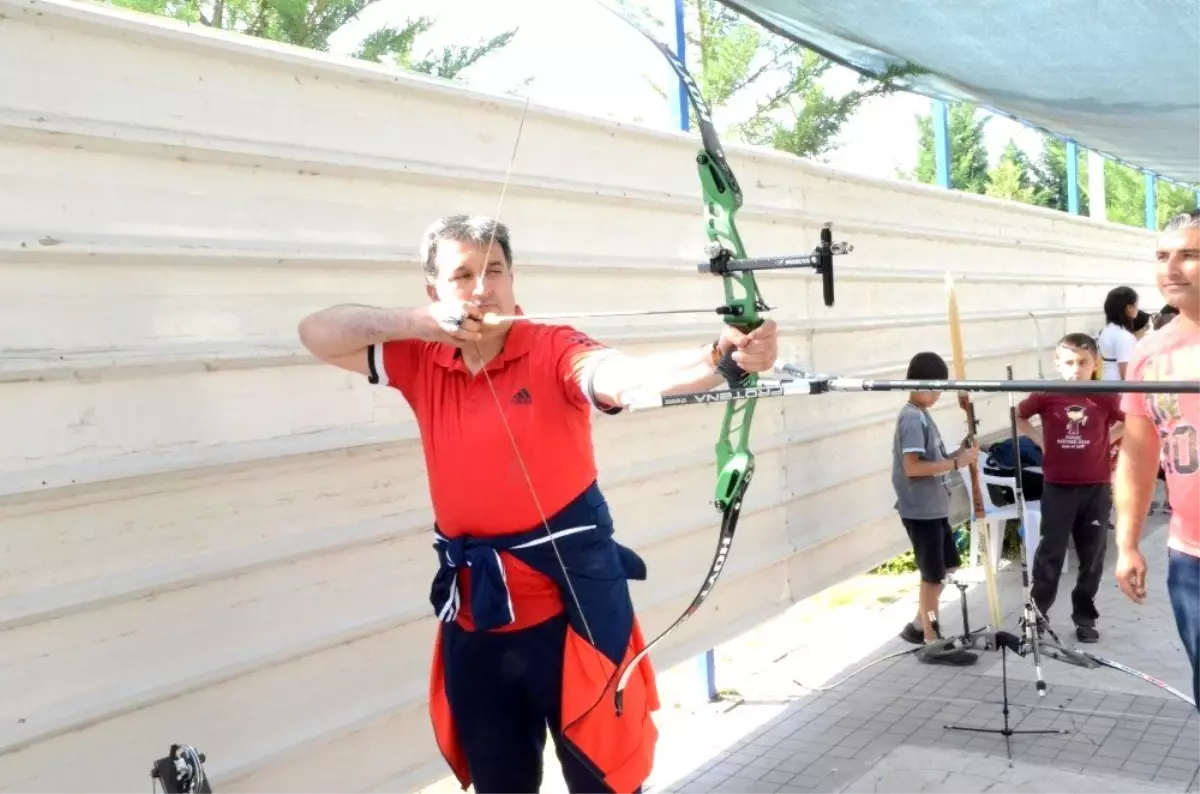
left=959, top=469, right=1057, bottom=573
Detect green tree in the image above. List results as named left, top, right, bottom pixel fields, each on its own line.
left=986, top=140, right=1035, bottom=203
left=633, top=0, right=918, bottom=160
left=1155, top=181, right=1200, bottom=227
left=1102, top=161, right=1199, bottom=229
left=1028, top=136, right=1089, bottom=214
left=110, top=0, right=516, bottom=82
left=907, top=103, right=990, bottom=194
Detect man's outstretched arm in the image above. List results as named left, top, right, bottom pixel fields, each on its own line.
left=588, top=320, right=779, bottom=407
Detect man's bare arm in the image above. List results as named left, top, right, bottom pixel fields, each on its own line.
left=587, top=320, right=780, bottom=407
left=1113, top=414, right=1160, bottom=553
left=297, top=304, right=425, bottom=376
left=589, top=346, right=724, bottom=407
left=298, top=301, right=486, bottom=376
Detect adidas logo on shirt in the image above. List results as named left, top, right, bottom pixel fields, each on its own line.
left=511, top=388, right=532, bottom=405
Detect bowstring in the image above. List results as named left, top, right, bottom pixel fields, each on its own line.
left=468, top=95, right=602, bottom=662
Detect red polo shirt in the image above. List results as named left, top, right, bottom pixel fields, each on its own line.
left=367, top=316, right=620, bottom=629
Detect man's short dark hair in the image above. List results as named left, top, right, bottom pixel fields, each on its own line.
left=906, top=351, right=949, bottom=380
left=1058, top=332, right=1098, bottom=357
left=420, top=215, right=512, bottom=281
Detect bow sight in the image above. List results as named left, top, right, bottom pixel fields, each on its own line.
left=699, top=222, right=850, bottom=309
left=150, top=744, right=211, bottom=793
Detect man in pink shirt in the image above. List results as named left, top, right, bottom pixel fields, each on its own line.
left=1114, top=209, right=1199, bottom=710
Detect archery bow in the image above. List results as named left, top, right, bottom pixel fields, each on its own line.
left=596, top=5, right=850, bottom=714
left=946, top=272, right=1002, bottom=629
left=607, top=19, right=758, bottom=714
left=465, top=4, right=851, bottom=737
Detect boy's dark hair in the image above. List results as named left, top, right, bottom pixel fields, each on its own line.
left=1103, top=286, right=1139, bottom=329
left=1154, top=304, right=1180, bottom=330
left=1058, top=332, right=1098, bottom=357
left=906, top=351, right=949, bottom=380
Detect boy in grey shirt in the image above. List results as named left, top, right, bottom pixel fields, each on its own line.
left=891, top=352, right=980, bottom=665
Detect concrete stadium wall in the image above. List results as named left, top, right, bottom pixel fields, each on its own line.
left=0, top=0, right=1164, bottom=789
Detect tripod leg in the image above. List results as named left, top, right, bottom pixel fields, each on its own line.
left=944, top=646, right=1069, bottom=755
left=1006, top=364, right=1047, bottom=697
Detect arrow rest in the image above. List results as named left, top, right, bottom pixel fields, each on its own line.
left=150, top=744, right=211, bottom=793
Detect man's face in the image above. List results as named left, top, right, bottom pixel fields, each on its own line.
left=1155, top=226, right=1200, bottom=317
left=1054, top=345, right=1095, bottom=381
left=426, top=237, right=516, bottom=328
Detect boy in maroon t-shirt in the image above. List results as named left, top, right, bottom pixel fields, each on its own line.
left=1017, top=333, right=1125, bottom=642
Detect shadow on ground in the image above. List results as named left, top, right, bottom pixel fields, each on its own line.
left=656, top=525, right=1199, bottom=794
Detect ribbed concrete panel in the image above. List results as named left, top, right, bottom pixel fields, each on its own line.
left=0, top=0, right=1161, bottom=789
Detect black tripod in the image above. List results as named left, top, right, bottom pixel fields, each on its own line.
left=942, top=365, right=1067, bottom=762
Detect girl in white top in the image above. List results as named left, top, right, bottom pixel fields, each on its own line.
left=1097, top=286, right=1140, bottom=380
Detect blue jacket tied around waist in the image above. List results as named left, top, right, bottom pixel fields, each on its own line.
left=429, top=481, right=647, bottom=666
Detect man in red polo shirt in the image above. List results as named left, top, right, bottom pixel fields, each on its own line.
left=298, top=215, right=779, bottom=793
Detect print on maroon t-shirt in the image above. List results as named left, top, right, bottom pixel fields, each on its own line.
left=1018, top=392, right=1125, bottom=484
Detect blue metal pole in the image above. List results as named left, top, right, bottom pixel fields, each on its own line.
left=671, top=0, right=690, bottom=132
left=1144, top=172, right=1157, bottom=230
left=698, top=649, right=718, bottom=701
left=932, top=99, right=951, bottom=189
left=1065, top=140, right=1080, bottom=214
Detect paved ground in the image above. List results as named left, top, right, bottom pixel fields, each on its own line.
left=657, top=517, right=1199, bottom=793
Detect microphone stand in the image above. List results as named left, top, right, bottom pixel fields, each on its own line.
left=942, top=365, right=1067, bottom=763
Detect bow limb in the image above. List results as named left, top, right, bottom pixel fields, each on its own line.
left=1081, top=654, right=1196, bottom=706
left=945, top=272, right=1002, bottom=628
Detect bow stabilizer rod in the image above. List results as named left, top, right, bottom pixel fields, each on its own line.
left=623, top=365, right=1199, bottom=410
left=830, top=377, right=1200, bottom=395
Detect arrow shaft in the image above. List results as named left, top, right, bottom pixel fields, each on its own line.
left=482, top=306, right=734, bottom=325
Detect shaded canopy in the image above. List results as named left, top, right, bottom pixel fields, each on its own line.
left=715, top=0, right=1200, bottom=185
